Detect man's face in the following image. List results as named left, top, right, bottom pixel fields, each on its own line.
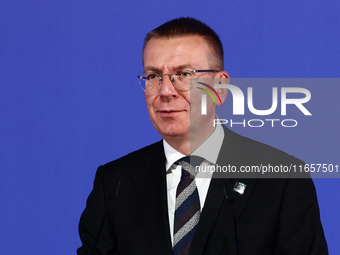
left=142, top=36, right=219, bottom=143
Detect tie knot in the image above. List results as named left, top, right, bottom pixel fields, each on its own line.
left=177, top=156, right=204, bottom=177
left=180, top=156, right=204, bottom=167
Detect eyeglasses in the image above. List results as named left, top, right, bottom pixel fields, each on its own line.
left=137, top=69, right=219, bottom=93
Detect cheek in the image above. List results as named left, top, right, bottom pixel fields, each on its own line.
left=181, top=92, right=191, bottom=107
left=145, top=95, right=156, bottom=110
left=190, top=92, right=216, bottom=118
left=189, top=91, right=203, bottom=108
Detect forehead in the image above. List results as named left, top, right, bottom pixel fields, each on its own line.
left=143, top=36, right=212, bottom=71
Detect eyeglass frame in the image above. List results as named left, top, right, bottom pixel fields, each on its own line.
left=137, top=69, right=220, bottom=92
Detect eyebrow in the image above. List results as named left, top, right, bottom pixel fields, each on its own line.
left=143, top=64, right=196, bottom=73
left=143, top=66, right=160, bottom=73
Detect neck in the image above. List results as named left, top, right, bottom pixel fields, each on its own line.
left=163, top=125, right=215, bottom=156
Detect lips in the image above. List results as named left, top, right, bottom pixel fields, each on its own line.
left=159, top=110, right=181, bottom=112
left=157, top=110, right=185, bottom=117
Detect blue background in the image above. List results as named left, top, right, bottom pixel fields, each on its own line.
left=0, top=0, right=339, bottom=254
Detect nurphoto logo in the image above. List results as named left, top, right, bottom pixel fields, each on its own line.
left=194, top=78, right=312, bottom=128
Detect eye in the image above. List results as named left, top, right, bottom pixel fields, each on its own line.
left=175, top=70, right=192, bottom=77
left=145, top=73, right=159, bottom=80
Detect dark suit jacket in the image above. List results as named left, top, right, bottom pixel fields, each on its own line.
left=77, top=127, right=328, bottom=255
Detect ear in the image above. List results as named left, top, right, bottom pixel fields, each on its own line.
left=215, top=71, right=230, bottom=105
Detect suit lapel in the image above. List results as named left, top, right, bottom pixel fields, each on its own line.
left=191, top=126, right=259, bottom=255
left=190, top=177, right=231, bottom=255
left=217, top=127, right=259, bottom=222
left=131, top=142, right=173, bottom=255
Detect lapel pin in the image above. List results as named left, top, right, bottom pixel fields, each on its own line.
left=233, top=182, right=247, bottom=195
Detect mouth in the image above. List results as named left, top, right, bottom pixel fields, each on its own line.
left=157, top=110, right=184, bottom=116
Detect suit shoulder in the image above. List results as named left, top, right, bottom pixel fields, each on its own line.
left=225, top=127, right=303, bottom=164
left=97, top=140, right=163, bottom=174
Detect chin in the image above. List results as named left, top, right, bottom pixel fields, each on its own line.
left=159, top=127, right=189, bottom=138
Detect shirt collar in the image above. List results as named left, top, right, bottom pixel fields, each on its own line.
left=163, top=122, right=225, bottom=171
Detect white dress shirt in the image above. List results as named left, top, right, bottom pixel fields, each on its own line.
left=163, top=123, right=225, bottom=245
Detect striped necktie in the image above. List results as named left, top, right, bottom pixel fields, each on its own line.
left=173, top=156, right=203, bottom=255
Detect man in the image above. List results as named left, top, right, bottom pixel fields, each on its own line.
left=78, top=17, right=328, bottom=255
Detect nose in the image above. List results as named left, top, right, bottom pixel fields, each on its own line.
left=159, top=74, right=178, bottom=97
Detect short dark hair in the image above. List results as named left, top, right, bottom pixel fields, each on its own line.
left=143, top=17, right=224, bottom=70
